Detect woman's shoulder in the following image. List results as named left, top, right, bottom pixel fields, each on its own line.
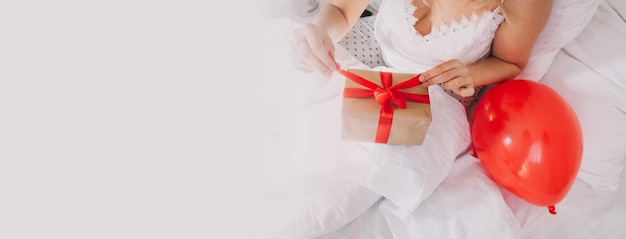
left=499, top=0, right=551, bottom=23
left=490, top=0, right=552, bottom=70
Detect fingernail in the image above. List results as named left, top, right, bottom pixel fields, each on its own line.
left=418, top=75, right=425, bottom=82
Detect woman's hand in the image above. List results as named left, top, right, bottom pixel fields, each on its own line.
left=419, top=59, right=475, bottom=97
left=288, top=23, right=338, bottom=78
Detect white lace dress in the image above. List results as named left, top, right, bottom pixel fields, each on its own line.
left=339, top=0, right=505, bottom=107
left=375, top=0, right=504, bottom=73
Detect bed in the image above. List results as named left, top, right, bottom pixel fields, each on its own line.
left=0, top=0, right=622, bottom=238
left=246, top=0, right=626, bottom=238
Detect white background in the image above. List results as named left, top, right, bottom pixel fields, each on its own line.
left=0, top=0, right=290, bottom=238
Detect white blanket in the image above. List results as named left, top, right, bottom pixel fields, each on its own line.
left=253, top=0, right=626, bottom=238
left=246, top=17, right=517, bottom=239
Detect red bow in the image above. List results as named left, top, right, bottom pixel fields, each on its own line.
left=337, top=68, right=430, bottom=144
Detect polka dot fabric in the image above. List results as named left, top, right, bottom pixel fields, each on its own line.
left=442, top=87, right=479, bottom=108
left=338, top=16, right=385, bottom=68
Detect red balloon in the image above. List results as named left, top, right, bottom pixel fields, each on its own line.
left=471, top=80, right=582, bottom=212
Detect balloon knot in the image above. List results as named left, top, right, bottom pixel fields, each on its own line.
left=548, top=205, right=556, bottom=215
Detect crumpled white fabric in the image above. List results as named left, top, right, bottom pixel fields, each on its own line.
left=539, top=0, right=626, bottom=191
left=517, top=0, right=602, bottom=81
left=378, top=154, right=521, bottom=239
left=250, top=18, right=474, bottom=238
left=341, top=73, right=472, bottom=219
left=320, top=154, right=521, bottom=239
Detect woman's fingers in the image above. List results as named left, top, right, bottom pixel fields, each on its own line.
left=441, top=75, right=473, bottom=96
left=459, top=86, right=475, bottom=97
left=288, top=37, right=313, bottom=72
left=303, top=26, right=336, bottom=72
left=421, top=59, right=475, bottom=97
left=420, top=59, right=466, bottom=85
left=288, top=23, right=337, bottom=77
left=297, top=39, right=333, bottom=77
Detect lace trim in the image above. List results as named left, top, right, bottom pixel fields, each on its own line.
left=404, top=2, right=504, bottom=40
left=404, top=0, right=419, bottom=33
left=427, top=11, right=481, bottom=40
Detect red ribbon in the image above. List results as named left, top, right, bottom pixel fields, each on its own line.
left=337, top=68, right=430, bottom=144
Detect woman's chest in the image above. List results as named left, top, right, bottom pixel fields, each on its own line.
left=374, top=0, right=505, bottom=66
left=411, top=0, right=495, bottom=37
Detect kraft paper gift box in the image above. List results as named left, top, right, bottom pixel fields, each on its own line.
left=338, top=68, right=432, bottom=145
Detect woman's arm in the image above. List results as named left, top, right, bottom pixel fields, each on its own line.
left=289, top=0, right=370, bottom=77
left=420, top=0, right=553, bottom=96
left=311, top=0, right=372, bottom=43
left=470, top=0, right=553, bottom=86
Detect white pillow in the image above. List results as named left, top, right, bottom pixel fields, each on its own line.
left=377, top=155, right=522, bottom=239
left=539, top=0, right=626, bottom=190
left=517, top=0, right=602, bottom=81
left=342, top=66, right=472, bottom=219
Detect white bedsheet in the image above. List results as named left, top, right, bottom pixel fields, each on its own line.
left=253, top=0, right=626, bottom=238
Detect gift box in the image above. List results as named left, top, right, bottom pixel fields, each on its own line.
left=338, top=68, right=432, bottom=145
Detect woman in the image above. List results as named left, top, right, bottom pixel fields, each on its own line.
left=281, top=0, right=552, bottom=237
left=289, top=0, right=551, bottom=103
